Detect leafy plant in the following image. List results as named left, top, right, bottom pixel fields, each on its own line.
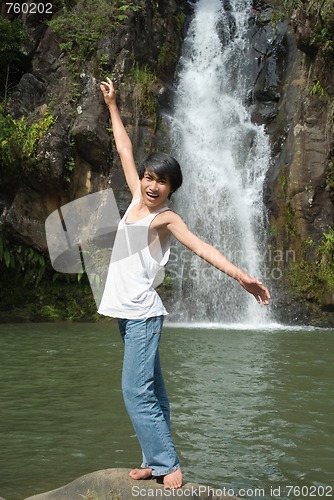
left=0, top=236, right=47, bottom=286
left=309, top=79, right=327, bottom=96
left=283, top=0, right=303, bottom=14
left=128, top=64, right=158, bottom=119
left=0, top=18, right=27, bottom=103
left=49, top=0, right=143, bottom=67
left=306, top=0, right=334, bottom=57
left=64, top=156, right=76, bottom=183
left=0, top=106, right=55, bottom=184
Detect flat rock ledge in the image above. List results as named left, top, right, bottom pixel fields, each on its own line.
left=20, top=468, right=238, bottom=500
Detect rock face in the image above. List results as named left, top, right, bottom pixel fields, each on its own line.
left=262, top=3, right=334, bottom=244
left=243, top=1, right=334, bottom=323
left=1, top=0, right=334, bottom=324
left=23, top=468, right=237, bottom=500
left=0, top=0, right=188, bottom=251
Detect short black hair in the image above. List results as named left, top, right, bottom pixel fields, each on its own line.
left=138, top=152, right=183, bottom=198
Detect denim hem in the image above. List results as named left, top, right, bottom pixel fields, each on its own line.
left=151, top=464, right=180, bottom=477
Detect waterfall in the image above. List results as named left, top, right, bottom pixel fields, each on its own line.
left=168, top=0, right=271, bottom=326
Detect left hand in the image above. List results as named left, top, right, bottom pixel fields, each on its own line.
left=238, top=275, right=271, bottom=305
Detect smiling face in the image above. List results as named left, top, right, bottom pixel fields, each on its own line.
left=140, top=168, right=173, bottom=208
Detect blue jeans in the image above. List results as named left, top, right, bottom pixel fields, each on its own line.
left=118, top=316, right=180, bottom=476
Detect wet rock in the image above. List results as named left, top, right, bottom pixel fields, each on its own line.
left=248, top=15, right=288, bottom=125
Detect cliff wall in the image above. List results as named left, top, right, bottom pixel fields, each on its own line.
left=253, top=0, right=334, bottom=324
left=0, top=0, right=333, bottom=325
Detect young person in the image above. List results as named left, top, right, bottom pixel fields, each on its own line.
left=98, top=77, right=270, bottom=489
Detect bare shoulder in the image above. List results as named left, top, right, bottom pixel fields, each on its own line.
left=151, top=209, right=185, bottom=230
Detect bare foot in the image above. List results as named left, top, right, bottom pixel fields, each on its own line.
left=129, top=467, right=152, bottom=480
left=163, top=468, right=183, bottom=489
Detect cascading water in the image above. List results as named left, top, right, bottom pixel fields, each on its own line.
left=168, top=0, right=271, bottom=326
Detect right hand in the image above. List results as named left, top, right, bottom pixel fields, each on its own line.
left=100, top=77, right=116, bottom=106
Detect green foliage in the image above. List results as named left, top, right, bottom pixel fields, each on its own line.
left=289, top=228, right=334, bottom=300
left=0, top=234, right=101, bottom=321
left=64, top=156, right=76, bottom=183
left=268, top=0, right=334, bottom=61
left=284, top=201, right=296, bottom=236
left=309, top=79, right=327, bottom=96
left=277, top=164, right=296, bottom=236
left=261, top=1, right=302, bottom=29
left=157, top=12, right=185, bottom=75
left=128, top=64, right=158, bottom=119
left=283, top=0, right=303, bottom=15
left=0, top=279, right=100, bottom=322
left=317, top=226, right=334, bottom=290
left=0, top=18, right=27, bottom=67
left=325, top=157, right=334, bottom=190
left=0, top=107, right=55, bottom=184
left=0, top=17, right=27, bottom=101
left=278, top=164, right=288, bottom=197
left=308, top=0, right=334, bottom=56
left=289, top=239, right=319, bottom=295
left=157, top=42, right=179, bottom=75
left=0, top=236, right=47, bottom=287
left=49, top=0, right=142, bottom=67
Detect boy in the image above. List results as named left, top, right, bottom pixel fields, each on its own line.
left=98, top=77, right=270, bottom=489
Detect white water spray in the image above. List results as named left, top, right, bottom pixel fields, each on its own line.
left=168, top=0, right=271, bottom=326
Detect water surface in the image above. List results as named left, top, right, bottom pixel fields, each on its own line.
left=0, top=323, right=333, bottom=499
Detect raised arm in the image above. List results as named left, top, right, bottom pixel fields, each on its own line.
left=100, top=77, right=140, bottom=196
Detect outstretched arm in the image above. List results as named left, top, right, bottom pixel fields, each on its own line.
left=100, top=78, right=140, bottom=196
left=162, top=211, right=270, bottom=305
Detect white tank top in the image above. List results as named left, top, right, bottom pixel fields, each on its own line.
left=98, top=198, right=170, bottom=319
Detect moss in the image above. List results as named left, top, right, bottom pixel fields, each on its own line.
left=278, top=163, right=288, bottom=197
left=317, top=226, right=334, bottom=289
left=325, top=157, right=334, bottom=190
left=276, top=164, right=297, bottom=236
left=157, top=11, right=185, bottom=75
left=289, top=228, right=334, bottom=302
left=284, top=201, right=297, bottom=236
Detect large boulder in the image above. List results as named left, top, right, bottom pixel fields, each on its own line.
left=23, top=468, right=237, bottom=500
